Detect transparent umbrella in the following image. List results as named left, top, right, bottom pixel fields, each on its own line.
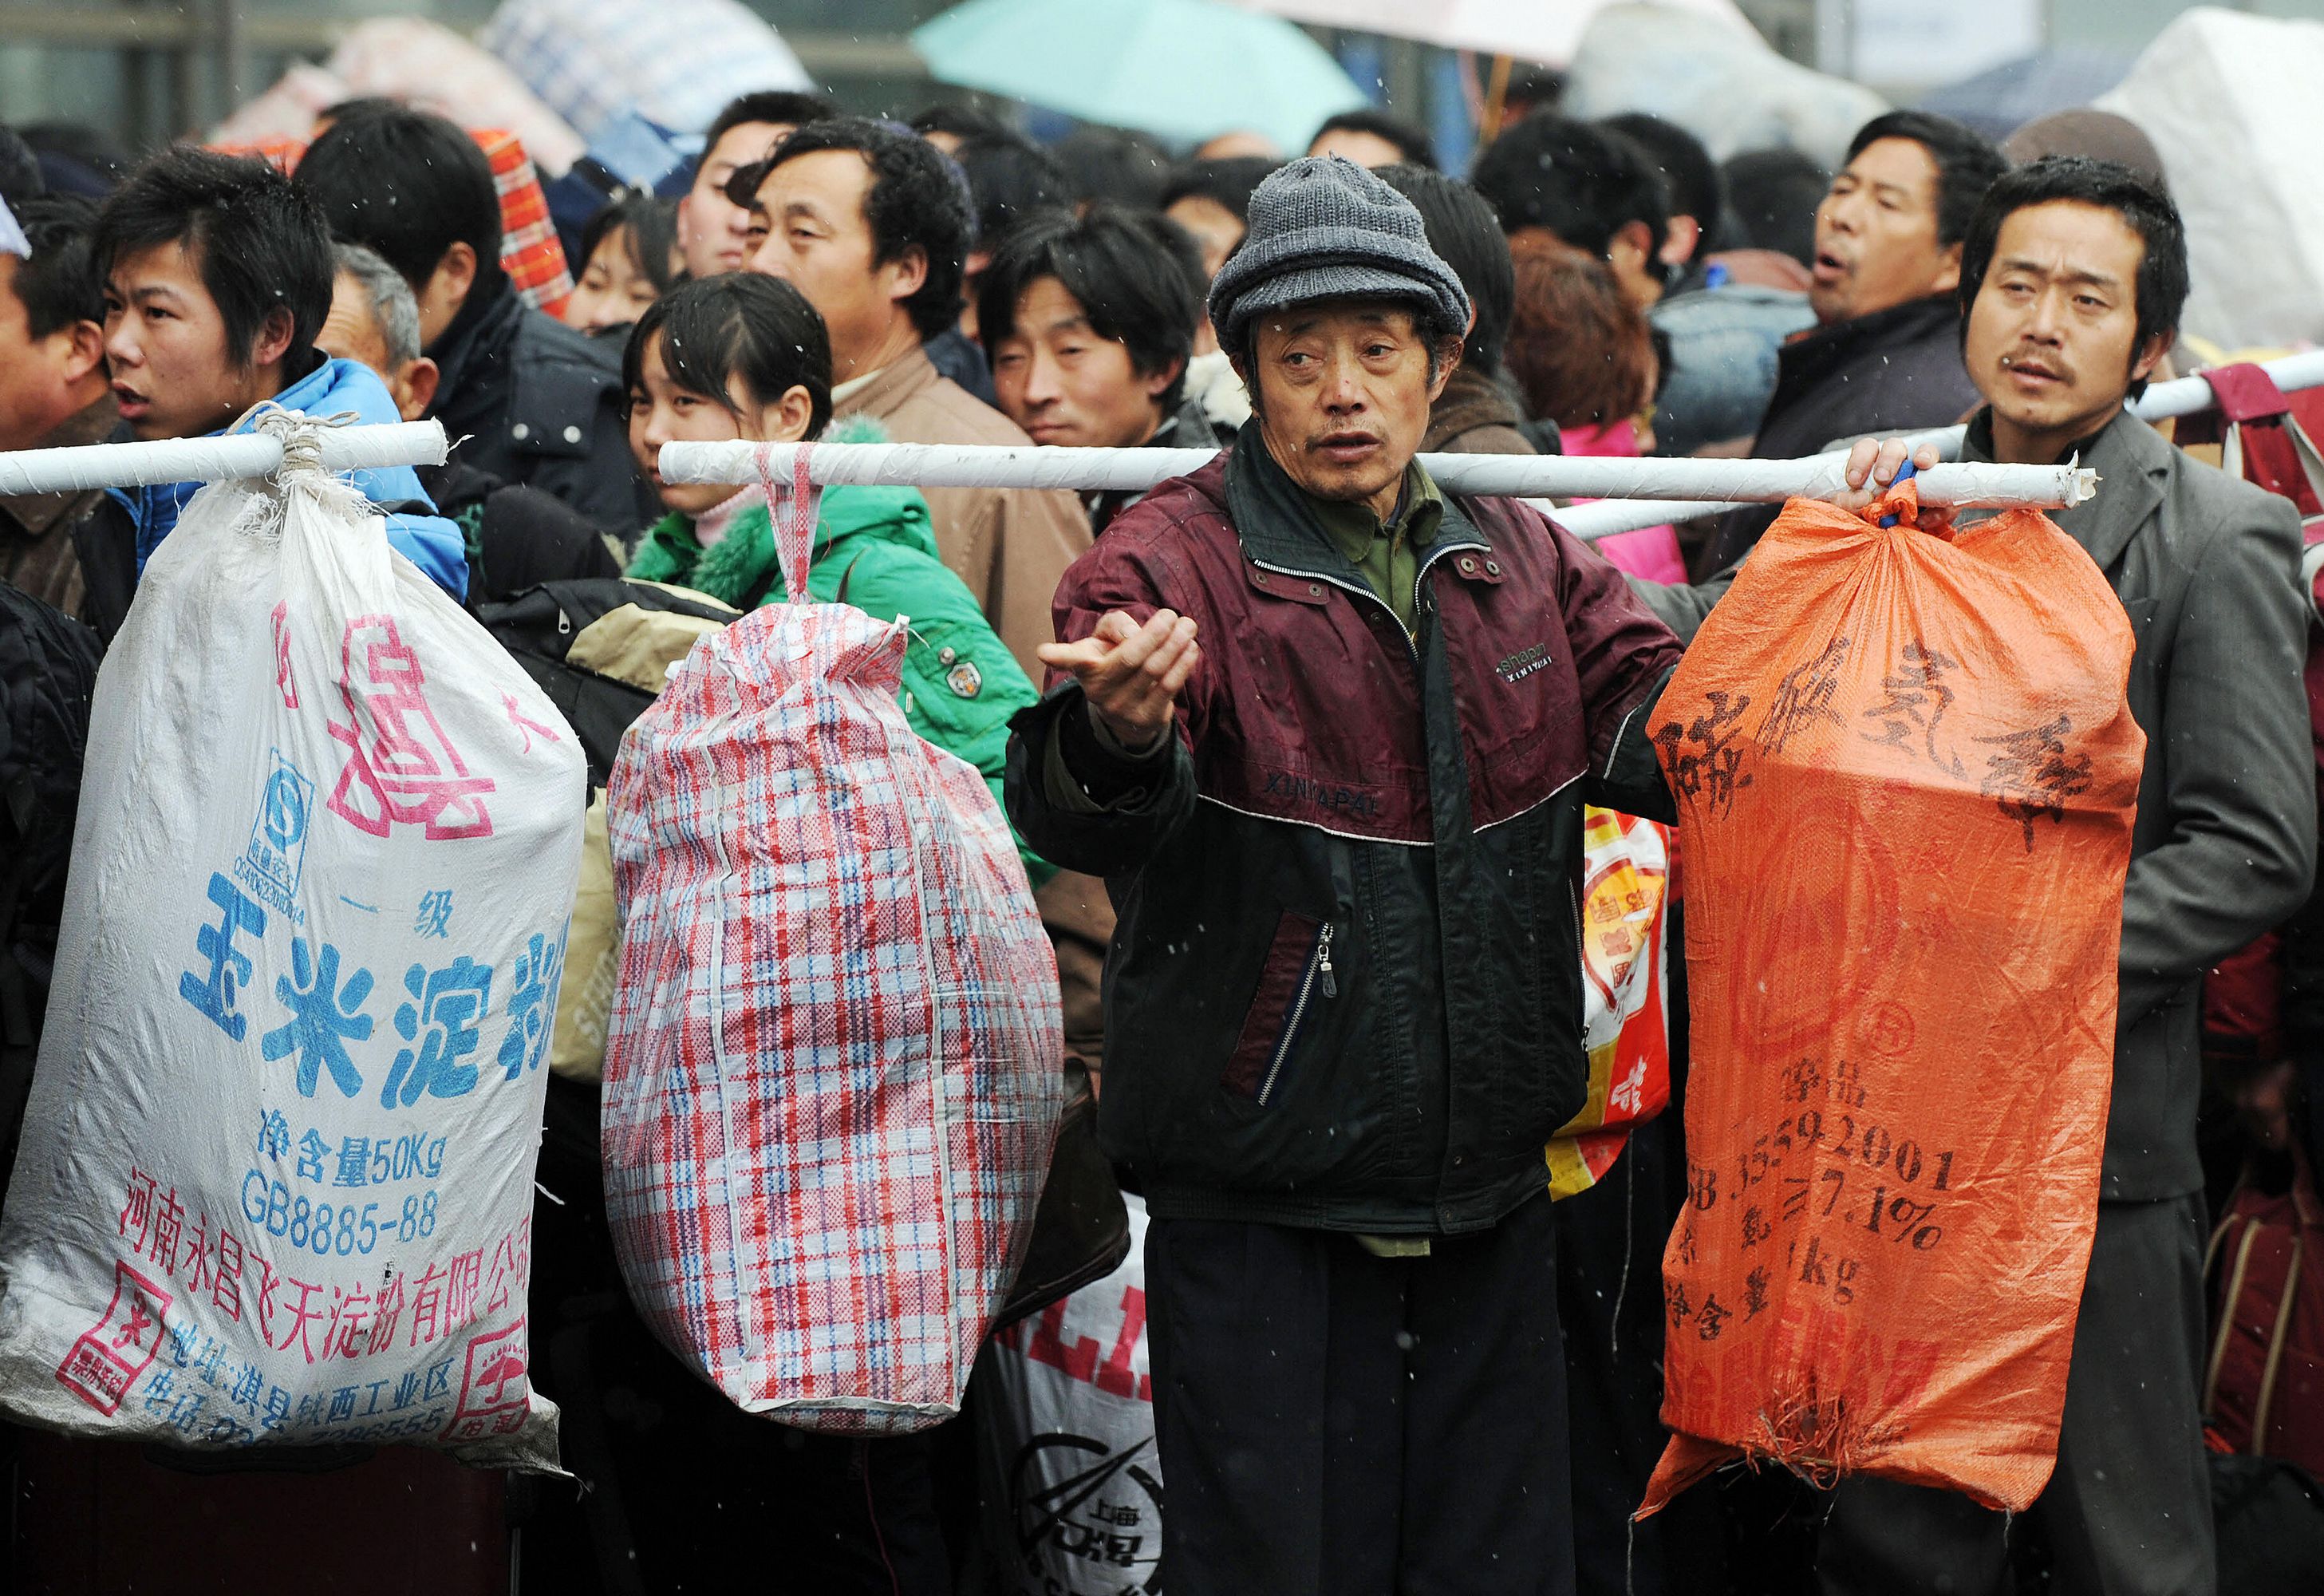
left=911, top=0, right=1371, bottom=153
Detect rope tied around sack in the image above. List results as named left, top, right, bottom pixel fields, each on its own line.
left=248, top=405, right=364, bottom=478
left=752, top=441, right=824, bottom=605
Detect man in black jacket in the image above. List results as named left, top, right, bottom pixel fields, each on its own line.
left=294, top=107, right=651, bottom=534
left=316, top=242, right=621, bottom=602
left=1699, top=112, right=2006, bottom=572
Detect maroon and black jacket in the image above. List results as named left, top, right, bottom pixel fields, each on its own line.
left=1004, top=433, right=1683, bottom=1235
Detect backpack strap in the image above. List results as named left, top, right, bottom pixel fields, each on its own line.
left=2205, top=1216, right=2263, bottom=1416
left=2250, top=1230, right=2304, bottom=1455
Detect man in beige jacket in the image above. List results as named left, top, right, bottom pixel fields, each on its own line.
left=733, top=117, right=1090, bottom=684
left=736, top=117, right=1109, bottom=1071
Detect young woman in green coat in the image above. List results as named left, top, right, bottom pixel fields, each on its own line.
left=621, top=272, right=1050, bottom=886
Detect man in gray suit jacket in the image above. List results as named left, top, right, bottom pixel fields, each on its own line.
left=1804, top=161, right=2316, bottom=1595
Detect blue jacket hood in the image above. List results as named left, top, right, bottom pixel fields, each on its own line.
left=128, top=356, right=469, bottom=600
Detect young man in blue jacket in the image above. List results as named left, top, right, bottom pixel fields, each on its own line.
left=94, top=145, right=467, bottom=599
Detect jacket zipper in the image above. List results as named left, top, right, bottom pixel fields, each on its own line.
left=1249, top=540, right=1483, bottom=668
left=1258, top=922, right=1335, bottom=1106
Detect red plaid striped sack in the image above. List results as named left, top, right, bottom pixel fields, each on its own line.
left=601, top=453, right=1063, bottom=1434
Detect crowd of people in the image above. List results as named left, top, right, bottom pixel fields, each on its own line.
left=0, top=65, right=2316, bottom=1596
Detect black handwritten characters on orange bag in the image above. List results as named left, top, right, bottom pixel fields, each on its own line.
left=1639, top=495, right=2144, bottom=1519
left=1975, top=713, right=2097, bottom=850
left=1651, top=690, right=1754, bottom=818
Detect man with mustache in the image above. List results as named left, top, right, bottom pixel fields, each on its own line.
left=1814, top=157, right=2315, bottom=1596
left=1003, top=156, right=1919, bottom=1596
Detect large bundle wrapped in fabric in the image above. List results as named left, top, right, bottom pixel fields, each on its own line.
left=0, top=417, right=586, bottom=1469
left=2098, top=8, right=2324, bottom=354
left=602, top=464, right=1062, bottom=1434
left=1638, top=490, right=2145, bottom=1515
left=478, top=0, right=812, bottom=141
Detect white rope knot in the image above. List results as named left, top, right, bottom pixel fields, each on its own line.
left=248, top=405, right=361, bottom=483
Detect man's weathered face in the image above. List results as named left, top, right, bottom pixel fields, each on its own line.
left=1966, top=199, right=2161, bottom=457
left=1241, top=299, right=1450, bottom=518
left=1810, top=136, right=1959, bottom=326
left=678, top=120, right=791, bottom=279
left=315, top=270, right=435, bottom=422
left=992, top=275, right=1174, bottom=449
left=744, top=148, right=921, bottom=379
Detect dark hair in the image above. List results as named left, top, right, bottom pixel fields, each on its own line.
left=909, top=104, right=1009, bottom=144
left=1502, top=66, right=1567, bottom=118
left=953, top=135, right=1071, bottom=251
left=1470, top=113, right=1670, bottom=263
left=1158, top=156, right=1279, bottom=224
left=977, top=203, right=1201, bottom=411
left=1505, top=235, right=1655, bottom=429
left=295, top=108, right=503, bottom=299
left=1049, top=125, right=1173, bottom=210
left=623, top=271, right=834, bottom=440
left=93, top=145, right=332, bottom=371
left=1843, top=110, right=2007, bottom=249
left=703, top=91, right=838, bottom=161
left=1600, top=113, right=1721, bottom=254
left=748, top=117, right=970, bottom=342
left=1957, top=156, right=2188, bottom=399
left=1375, top=164, right=1511, bottom=375
left=579, top=192, right=681, bottom=296
left=10, top=195, right=102, bottom=338
left=318, top=97, right=402, bottom=128
left=18, top=123, right=128, bottom=197
left=0, top=125, right=44, bottom=211
left=1311, top=109, right=1438, bottom=172
left=1720, top=148, right=1829, bottom=267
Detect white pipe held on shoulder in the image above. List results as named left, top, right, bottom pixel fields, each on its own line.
left=657, top=438, right=2092, bottom=511
left=0, top=419, right=448, bottom=497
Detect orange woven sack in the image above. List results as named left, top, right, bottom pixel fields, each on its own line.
left=1638, top=491, right=2145, bottom=1517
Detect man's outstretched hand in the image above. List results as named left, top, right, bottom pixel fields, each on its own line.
left=1037, top=609, right=1201, bottom=751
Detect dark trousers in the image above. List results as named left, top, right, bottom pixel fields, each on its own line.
left=1556, top=1121, right=1728, bottom=1596
left=1818, top=1194, right=2215, bottom=1596
left=1144, top=1191, right=1575, bottom=1596
left=521, top=1288, right=950, bottom=1596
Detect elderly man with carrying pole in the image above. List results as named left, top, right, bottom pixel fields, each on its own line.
left=1003, top=156, right=1920, bottom=1596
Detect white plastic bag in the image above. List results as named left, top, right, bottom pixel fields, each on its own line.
left=0, top=433, right=585, bottom=1469
left=973, top=1195, right=1162, bottom=1594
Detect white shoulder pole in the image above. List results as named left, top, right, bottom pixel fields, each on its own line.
left=1561, top=350, right=2324, bottom=542
left=657, top=438, right=2092, bottom=512
left=0, top=420, right=448, bottom=496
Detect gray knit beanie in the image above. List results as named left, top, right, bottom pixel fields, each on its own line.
left=1208, top=156, right=1472, bottom=352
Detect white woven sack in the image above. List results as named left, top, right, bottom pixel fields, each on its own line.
left=0, top=421, right=585, bottom=1469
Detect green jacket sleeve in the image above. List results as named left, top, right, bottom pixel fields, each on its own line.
left=813, top=547, right=1056, bottom=890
